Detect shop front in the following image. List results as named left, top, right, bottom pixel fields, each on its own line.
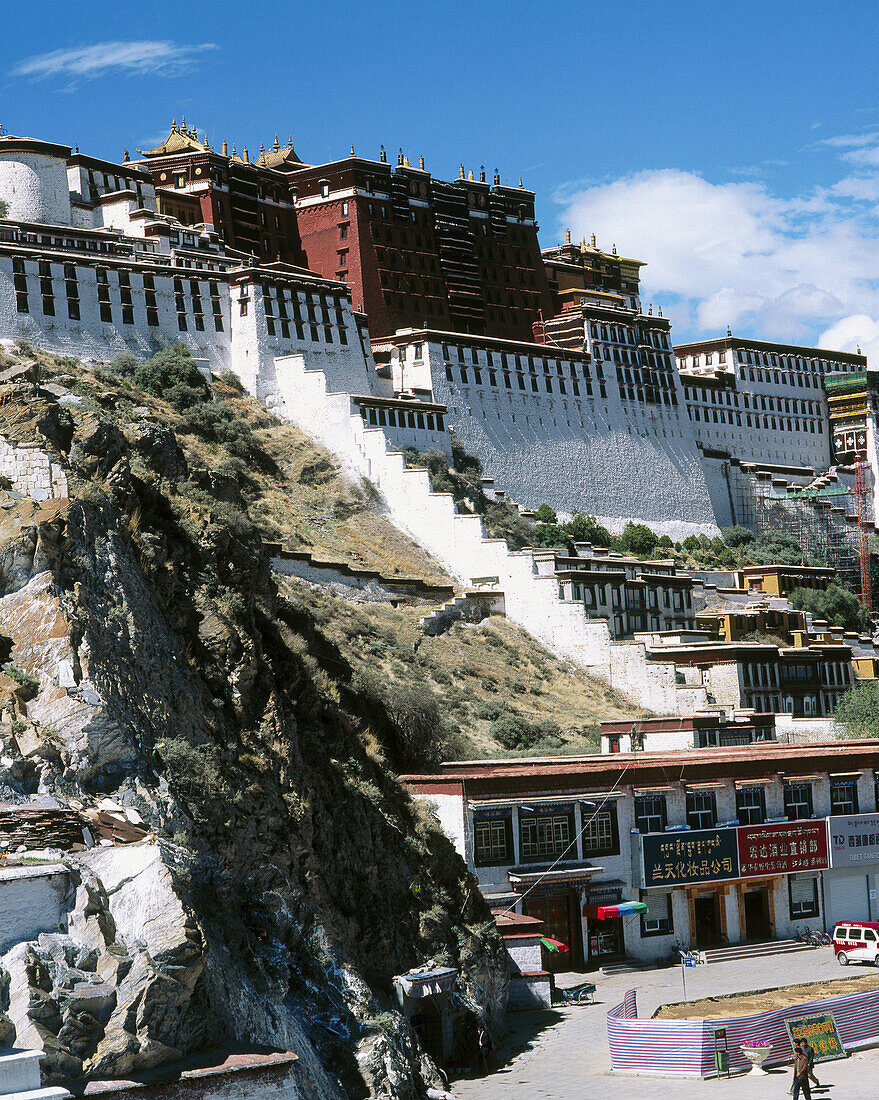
left=642, top=820, right=829, bottom=948
left=826, top=813, right=879, bottom=927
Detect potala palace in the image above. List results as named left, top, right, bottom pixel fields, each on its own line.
left=3, top=123, right=879, bottom=725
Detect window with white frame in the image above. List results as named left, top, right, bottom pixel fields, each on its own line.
left=641, top=892, right=672, bottom=936
left=789, top=876, right=819, bottom=920
left=519, top=812, right=574, bottom=862
left=686, top=790, right=717, bottom=830
left=736, top=786, right=766, bottom=825
left=784, top=782, right=813, bottom=821
left=634, top=794, right=667, bottom=835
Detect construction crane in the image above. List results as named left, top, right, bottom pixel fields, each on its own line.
left=855, top=457, right=873, bottom=616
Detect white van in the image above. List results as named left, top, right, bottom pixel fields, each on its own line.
left=832, top=921, right=879, bottom=966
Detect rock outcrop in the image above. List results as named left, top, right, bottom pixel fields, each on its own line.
left=0, top=349, right=508, bottom=1099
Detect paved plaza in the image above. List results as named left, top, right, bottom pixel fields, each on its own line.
left=451, top=950, right=879, bottom=1099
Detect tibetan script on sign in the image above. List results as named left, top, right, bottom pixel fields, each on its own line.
left=641, top=828, right=739, bottom=887
left=736, top=820, right=828, bottom=878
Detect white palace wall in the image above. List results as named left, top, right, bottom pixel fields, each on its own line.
left=392, top=339, right=719, bottom=538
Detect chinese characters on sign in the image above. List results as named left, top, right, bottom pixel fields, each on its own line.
left=641, top=828, right=740, bottom=887
left=737, top=821, right=828, bottom=877
left=785, top=1014, right=846, bottom=1063
left=829, top=813, right=879, bottom=868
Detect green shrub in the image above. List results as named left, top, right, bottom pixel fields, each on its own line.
left=619, top=522, right=659, bottom=557
left=535, top=503, right=558, bottom=524
left=836, top=680, right=879, bottom=738
left=113, top=344, right=210, bottom=408
left=3, top=663, right=39, bottom=695
left=788, top=584, right=871, bottom=632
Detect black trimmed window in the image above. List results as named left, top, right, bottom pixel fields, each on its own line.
left=784, top=782, right=813, bottom=821
left=789, top=876, right=819, bottom=920
left=582, top=804, right=619, bottom=856
left=634, top=794, right=667, bottom=835
left=13, top=257, right=28, bottom=313
left=473, top=816, right=512, bottom=866
left=686, top=790, right=717, bottom=830
left=519, top=811, right=574, bottom=862
left=736, top=786, right=766, bottom=825
left=831, top=780, right=859, bottom=816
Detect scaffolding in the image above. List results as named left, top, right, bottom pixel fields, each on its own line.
left=728, top=464, right=870, bottom=591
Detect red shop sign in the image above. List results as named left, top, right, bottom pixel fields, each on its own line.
left=736, top=819, right=828, bottom=878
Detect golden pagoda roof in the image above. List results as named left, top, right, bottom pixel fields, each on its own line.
left=138, top=119, right=209, bottom=158
left=255, top=134, right=308, bottom=170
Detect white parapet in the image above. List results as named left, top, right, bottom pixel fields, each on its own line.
left=0, top=1049, right=70, bottom=1100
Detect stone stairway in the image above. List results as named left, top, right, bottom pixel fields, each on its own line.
left=701, top=938, right=817, bottom=964
left=0, top=1049, right=69, bottom=1100
left=268, top=352, right=712, bottom=714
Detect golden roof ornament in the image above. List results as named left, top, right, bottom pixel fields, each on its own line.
left=273, top=134, right=280, bottom=151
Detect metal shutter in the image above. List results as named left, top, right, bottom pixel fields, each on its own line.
left=826, top=872, right=870, bottom=927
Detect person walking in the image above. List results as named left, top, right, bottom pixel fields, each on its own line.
left=477, top=1023, right=493, bottom=1074
left=791, top=1040, right=812, bottom=1100
left=789, top=1038, right=820, bottom=1094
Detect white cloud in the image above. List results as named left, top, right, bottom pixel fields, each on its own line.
left=11, top=40, right=217, bottom=80
left=556, top=157, right=879, bottom=356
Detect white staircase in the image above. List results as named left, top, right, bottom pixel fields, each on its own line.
left=270, top=354, right=712, bottom=714
left=0, top=1050, right=69, bottom=1100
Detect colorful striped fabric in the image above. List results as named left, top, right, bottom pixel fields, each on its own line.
left=607, top=986, right=879, bottom=1077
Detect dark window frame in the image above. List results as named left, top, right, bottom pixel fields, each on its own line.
left=473, top=816, right=513, bottom=867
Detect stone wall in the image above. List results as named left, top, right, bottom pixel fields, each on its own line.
left=0, top=438, right=68, bottom=500
left=0, top=865, right=69, bottom=953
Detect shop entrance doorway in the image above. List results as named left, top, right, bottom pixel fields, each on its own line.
left=743, top=887, right=772, bottom=941
left=693, top=894, right=721, bottom=947
left=524, top=892, right=583, bottom=971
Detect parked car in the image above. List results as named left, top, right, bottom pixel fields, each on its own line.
left=832, top=920, right=879, bottom=966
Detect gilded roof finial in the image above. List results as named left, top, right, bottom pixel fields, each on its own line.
left=273, top=134, right=280, bottom=151
left=243, top=146, right=249, bottom=162
left=259, top=142, right=266, bottom=155
left=493, top=168, right=500, bottom=185
left=204, top=135, right=210, bottom=150
left=518, top=176, right=523, bottom=188
left=350, top=144, right=356, bottom=157
left=181, top=115, right=187, bottom=131
left=479, top=165, right=485, bottom=182
left=380, top=145, right=387, bottom=163
left=565, top=228, right=571, bottom=245
left=288, top=135, right=293, bottom=148
left=467, top=168, right=474, bottom=180
left=591, top=233, right=596, bottom=247
left=403, top=155, right=410, bottom=167
left=222, top=139, right=228, bottom=156
left=612, top=243, right=617, bottom=255
left=459, top=163, right=465, bottom=178
left=123, top=149, right=130, bottom=162
left=171, top=118, right=177, bottom=132
left=419, top=154, right=425, bottom=170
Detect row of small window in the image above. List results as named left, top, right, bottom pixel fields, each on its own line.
left=0, top=229, right=129, bottom=256
left=618, top=385, right=678, bottom=407
left=260, top=285, right=348, bottom=344
left=740, top=366, right=824, bottom=389
left=594, top=343, right=673, bottom=368
left=473, top=806, right=618, bottom=866
left=689, top=388, right=822, bottom=416
left=445, top=365, right=603, bottom=399
left=590, top=322, right=671, bottom=351
left=569, top=582, right=692, bottom=612
left=635, top=779, right=863, bottom=833
left=359, top=406, right=445, bottom=431
left=440, top=345, right=594, bottom=375
left=736, top=350, right=855, bottom=373
left=689, top=406, right=824, bottom=434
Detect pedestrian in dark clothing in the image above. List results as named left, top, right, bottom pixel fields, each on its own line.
left=789, top=1038, right=820, bottom=1094
left=477, top=1024, right=493, bottom=1074
left=792, top=1043, right=812, bottom=1100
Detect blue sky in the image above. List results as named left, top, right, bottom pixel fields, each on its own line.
left=5, top=0, right=879, bottom=355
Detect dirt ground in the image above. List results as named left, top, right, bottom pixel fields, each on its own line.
left=656, top=971, right=879, bottom=1019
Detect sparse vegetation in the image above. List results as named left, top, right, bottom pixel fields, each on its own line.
left=835, top=680, right=879, bottom=738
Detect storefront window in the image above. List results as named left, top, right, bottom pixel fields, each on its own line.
left=641, top=892, right=672, bottom=936
left=789, top=876, right=819, bottom=920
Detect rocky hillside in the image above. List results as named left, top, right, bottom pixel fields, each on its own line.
left=0, top=343, right=509, bottom=1099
